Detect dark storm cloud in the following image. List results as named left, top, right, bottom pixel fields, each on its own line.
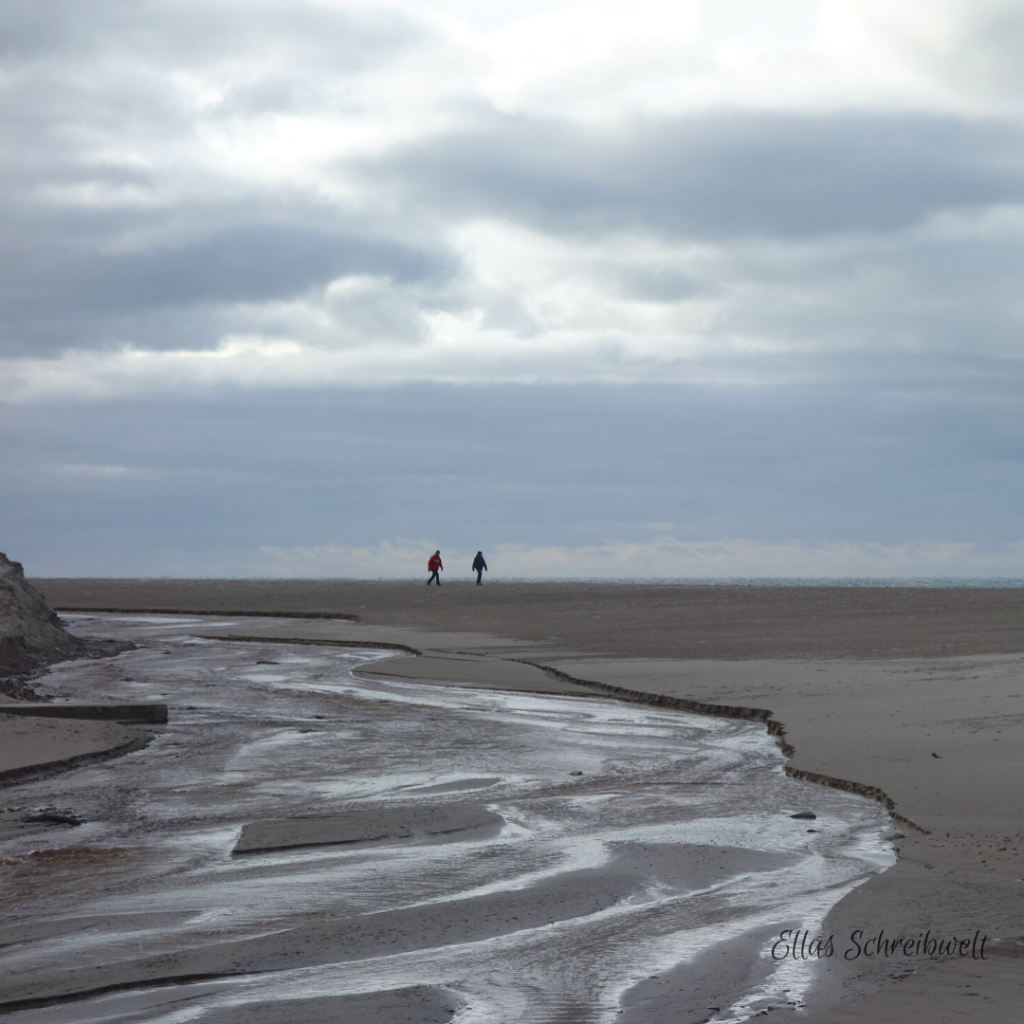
left=364, top=111, right=1024, bottom=240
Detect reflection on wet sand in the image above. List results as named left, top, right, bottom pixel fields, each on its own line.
left=0, top=615, right=894, bottom=1023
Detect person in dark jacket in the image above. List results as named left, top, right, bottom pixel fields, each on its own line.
left=427, top=550, right=443, bottom=585
left=472, top=551, right=487, bottom=585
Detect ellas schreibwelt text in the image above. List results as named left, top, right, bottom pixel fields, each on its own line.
left=771, top=928, right=989, bottom=961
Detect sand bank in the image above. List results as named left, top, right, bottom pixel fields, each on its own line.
left=0, top=715, right=151, bottom=788
left=233, top=804, right=504, bottom=853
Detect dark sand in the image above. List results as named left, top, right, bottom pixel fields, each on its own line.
left=22, top=579, right=1024, bottom=1021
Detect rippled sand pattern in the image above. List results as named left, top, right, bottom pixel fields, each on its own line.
left=0, top=616, right=894, bottom=1023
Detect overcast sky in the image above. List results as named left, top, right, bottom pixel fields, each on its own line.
left=2, top=0, right=1023, bottom=578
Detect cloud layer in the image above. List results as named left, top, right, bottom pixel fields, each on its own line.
left=3, top=0, right=1024, bottom=382
left=2, top=2, right=1022, bottom=575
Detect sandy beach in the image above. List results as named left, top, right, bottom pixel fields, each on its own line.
left=5, top=579, right=1024, bottom=1021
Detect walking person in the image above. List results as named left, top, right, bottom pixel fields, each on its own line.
left=472, top=551, right=488, bottom=585
left=427, top=550, right=443, bottom=586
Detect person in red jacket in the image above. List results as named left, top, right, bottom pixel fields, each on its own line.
left=427, top=550, right=443, bottom=585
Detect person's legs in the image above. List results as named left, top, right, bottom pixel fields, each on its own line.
left=476, top=568, right=483, bottom=584
left=427, top=570, right=439, bottom=585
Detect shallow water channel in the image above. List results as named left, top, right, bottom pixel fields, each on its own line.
left=0, top=615, right=894, bottom=1023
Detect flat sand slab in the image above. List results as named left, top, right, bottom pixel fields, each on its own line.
left=0, top=714, right=149, bottom=781
left=234, top=804, right=504, bottom=853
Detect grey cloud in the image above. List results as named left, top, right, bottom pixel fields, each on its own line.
left=0, top=2, right=417, bottom=176
left=365, top=112, right=1024, bottom=240
left=3, top=367, right=1023, bottom=574
left=612, top=267, right=708, bottom=303
left=211, top=76, right=334, bottom=120
left=909, top=4, right=1024, bottom=105
left=3, top=0, right=1023, bottom=379
left=0, top=218, right=448, bottom=354
left=0, top=0, right=421, bottom=72
left=0, top=0, right=419, bottom=201
left=94, top=224, right=430, bottom=306
left=477, top=291, right=542, bottom=336
left=0, top=0, right=440, bottom=355
left=713, top=223, right=1024, bottom=358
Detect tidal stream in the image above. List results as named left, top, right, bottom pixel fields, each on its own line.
left=0, top=615, right=895, bottom=1023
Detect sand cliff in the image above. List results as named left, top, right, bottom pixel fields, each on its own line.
left=0, top=551, right=84, bottom=698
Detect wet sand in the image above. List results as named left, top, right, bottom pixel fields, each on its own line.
left=17, top=580, right=1024, bottom=1020
left=0, top=622, right=892, bottom=1022
left=0, top=715, right=150, bottom=786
